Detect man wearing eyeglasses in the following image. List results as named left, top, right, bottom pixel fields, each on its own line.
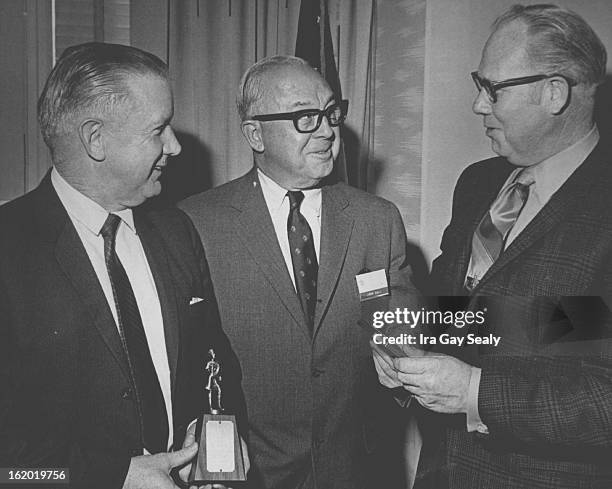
left=373, top=4, right=612, bottom=489
left=180, top=55, right=418, bottom=489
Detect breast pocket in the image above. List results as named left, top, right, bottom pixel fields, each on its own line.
left=184, top=297, right=209, bottom=329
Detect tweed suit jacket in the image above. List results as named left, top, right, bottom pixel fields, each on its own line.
left=421, top=142, right=612, bottom=489
left=180, top=167, right=419, bottom=489
left=0, top=175, right=245, bottom=489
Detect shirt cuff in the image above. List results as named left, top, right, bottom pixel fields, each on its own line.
left=466, top=366, right=489, bottom=434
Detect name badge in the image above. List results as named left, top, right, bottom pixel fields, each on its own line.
left=355, top=269, right=389, bottom=302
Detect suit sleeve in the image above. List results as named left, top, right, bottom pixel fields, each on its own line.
left=478, top=354, right=612, bottom=451
left=478, top=293, right=612, bottom=451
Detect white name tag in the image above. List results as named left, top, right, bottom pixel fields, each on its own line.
left=205, top=420, right=235, bottom=472
left=355, top=269, right=389, bottom=302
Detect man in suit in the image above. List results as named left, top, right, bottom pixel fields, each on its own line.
left=0, top=43, right=245, bottom=489
left=180, top=56, right=418, bottom=489
left=373, top=4, right=612, bottom=488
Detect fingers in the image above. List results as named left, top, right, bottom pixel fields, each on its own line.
left=182, top=425, right=197, bottom=449
left=393, top=355, right=445, bottom=374
left=177, top=460, right=193, bottom=484
left=369, top=340, right=394, bottom=367
left=393, top=356, right=446, bottom=391
left=167, top=441, right=198, bottom=469
left=373, top=351, right=396, bottom=377
left=373, top=350, right=402, bottom=388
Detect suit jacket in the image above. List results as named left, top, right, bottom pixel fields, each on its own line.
left=180, top=168, right=419, bottom=489
left=422, top=142, right=612, bottom=489
left=0, top=175, right=245, bottom=489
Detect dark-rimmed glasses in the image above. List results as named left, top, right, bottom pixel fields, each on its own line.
left=251, top=99, right=349, bottom=133
left=471, top=71, right=574, bottom=103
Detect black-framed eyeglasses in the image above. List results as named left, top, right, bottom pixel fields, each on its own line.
left=251, top=99, right=349, bottom=133
left=471, top=71, right=575, bottom=103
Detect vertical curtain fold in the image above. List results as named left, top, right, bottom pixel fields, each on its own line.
left=328, top=0, right=375, bottom=189
left=161, top=0, right=301, bottom=200
left=134, top=0, right=376, bottom=201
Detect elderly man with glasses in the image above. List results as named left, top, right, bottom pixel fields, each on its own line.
left=374, top=4, right=612, bottom=489
left=180, top=55, right=419, bottom=489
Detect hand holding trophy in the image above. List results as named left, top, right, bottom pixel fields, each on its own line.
left=188, top=349, right=246, bottom=486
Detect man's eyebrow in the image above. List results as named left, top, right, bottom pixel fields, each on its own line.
left=287, top=100, right=317, bottom=109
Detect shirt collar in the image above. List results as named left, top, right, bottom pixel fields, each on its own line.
left=504, top=125, right=600, bottom=205
left=257, top=168, right=322, bottom=217
left=529, top=125, right=599, bottom=204
left=51, top=167, right=136, bottom=236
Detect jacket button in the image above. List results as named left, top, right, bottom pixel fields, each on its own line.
left=121, top=388, right=132, bottom=400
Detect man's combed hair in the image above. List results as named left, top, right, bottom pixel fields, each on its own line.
left=37, top=42, right=168, bottom=148
left=236, top=55, right=311, bottom=120
left=493, top=4, right=607, bottom=87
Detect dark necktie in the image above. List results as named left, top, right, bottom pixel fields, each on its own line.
left=287, top=191, right=318, bottom=333
left=466, top=169, right=535, bottom=291
left=100, top=214, right=169, bottom=454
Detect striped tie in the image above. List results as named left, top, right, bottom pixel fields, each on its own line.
left=100, top=214, right=169, bottom=453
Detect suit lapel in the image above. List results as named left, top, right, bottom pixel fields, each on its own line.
left=36, top=176, right=131, bottom=379
left=314, top=185, right=354, bottom=335
left=55, top=228, right=132, bottom=377
left=134, top=212, right=180, bottom=394
left=232, top=169, right=310, bottom=336
left=475, top=145, right=603, bottom=292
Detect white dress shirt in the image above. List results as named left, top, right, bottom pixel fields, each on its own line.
left=51, top=168, right=173, bottom=450
left=466, top=125, right=600, bottom=433
left=257, top=168, right=322, bottom=289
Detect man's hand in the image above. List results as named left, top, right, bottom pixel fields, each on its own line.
left=372, top=346, right=403, bottom=389
left=177, top=422, right=199, bottom=485
left=393, top=354, right=472, bottom=414
left=122, top=443, right=198, bottom=489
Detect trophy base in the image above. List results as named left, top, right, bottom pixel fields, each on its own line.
left=188, top=413, right=246, bottom=485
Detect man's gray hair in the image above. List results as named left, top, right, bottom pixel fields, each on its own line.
left=493, top=4, right=607, bottom=87
left=38, top=42, right=168, bottom=149
left=236, top=55, right=311, bottom=120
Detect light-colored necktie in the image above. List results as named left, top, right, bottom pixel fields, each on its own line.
left=466, top=168, right=535, bottom=291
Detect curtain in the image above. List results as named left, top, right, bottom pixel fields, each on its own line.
left=328, top=0, right=376, bottom=190
left=131, top=0, right=378, bottom=202
left=160, top=0, right=300, bottom=200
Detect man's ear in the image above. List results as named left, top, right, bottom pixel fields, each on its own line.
left=544, top=77, right=571, bottom=115
left=241, top=120, right=264, bottom=153
left=78, top=119, right=105, bottom=161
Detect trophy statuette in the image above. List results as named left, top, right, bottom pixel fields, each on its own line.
left=188, top=349, right=246, bottom=485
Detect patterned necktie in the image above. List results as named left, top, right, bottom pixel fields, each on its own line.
left=287, top=191, right=318, bottom=333
left=467, top=169, right=535, bottom=291
left=100, top=214, right=169, bottom=454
